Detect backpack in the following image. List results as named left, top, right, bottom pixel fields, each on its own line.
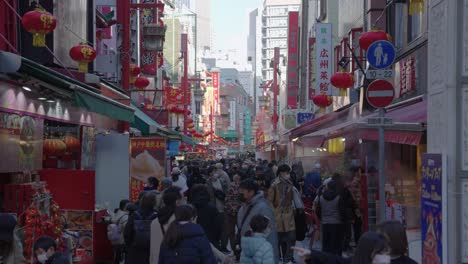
left=132, top=211, right=158, bottom=248
left=107, top=214, right=126, bottom=244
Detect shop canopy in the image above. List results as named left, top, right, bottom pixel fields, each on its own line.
left=130, top=104, right=167, bottom=135
left=3, top=52, right=134, bottom=122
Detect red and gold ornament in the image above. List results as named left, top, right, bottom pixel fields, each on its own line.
left=21, top=8, right=57, bottom=47
left=358, top=29, right=392, bottom=50
left=130, top=64, right=141, bottom=84
left=134, top=77, right=150, bottom=91
left=69, top=43, right=97, bottom=72
left=330, top=71, right=355, bottom=96
left=312, top=94, right=333, bottom=112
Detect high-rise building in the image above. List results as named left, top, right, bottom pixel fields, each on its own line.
left=247, top=8, right=263, bottom=115
left=195, top=0, right=212, bottom=54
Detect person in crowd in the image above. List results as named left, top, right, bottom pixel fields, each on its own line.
left=108, top=199, right=130, bottom=264
left=317, top=179, right=346, bottom=256
left=124, top=192, right=158, bottom=264
left=150, top=187, right=184, bottom=264
left=237, top=179, right=279, bottom=263
left=215, top=163, right=231, bottom=189
left=190, top=184, right=223, bottom=247
left=304, top=163, right=322, bottom=198
left=292, top=161, right=305, bottom=184
left=240, top=214, right=274, bottom=264
left=224, top=172, right=242, bottom=251
left=187, top=166, right=206, bottom=190
left=349, top=167, right=363, bottom=244
left=144, top=177, right=159, bottom=191
left=271, top=160, right=278, bottom=175
left=33, top=236, right=68, bottom=264
left=0, top=214, right=25, bottom=264
left=293, top=231, right=390, bottom=264
left=377, top=221, right=418, bottom=264
left=206, top=166, right=229, bottom=252
left=156, top=178, right=173, bottom=210
left=228, top=162, right=240, bottom=180
left=171, top=167, right=188, bottom=194
left=158, top=205, right=217, bottom=264
left=268, top=164, right=296, bottom=263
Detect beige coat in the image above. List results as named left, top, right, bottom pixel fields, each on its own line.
left=150, top=214, right=175, bottom=264
left=268, top=178, right=296, bottom=233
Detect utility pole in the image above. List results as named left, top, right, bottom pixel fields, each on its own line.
left=181, top=33, right=188, bottom=135
left=273, top=47, right=280, bottom=135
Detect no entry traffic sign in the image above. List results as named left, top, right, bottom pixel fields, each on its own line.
left=366, top=79, right=395, bottom=108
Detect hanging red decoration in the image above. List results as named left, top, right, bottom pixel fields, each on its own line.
left=130, top=64, right=141, bottom=84
left=186, top=118, right=194, bottom=123
left=179, top=144, right=185, bottom=152
left=134, top=77, right=150, bottom=91
left=330, top=71, right=355, bottom=96
left=43, top=138, right=67, bottom=156
left=312, top=94, right=333, bottom=112
left=358, top=29, right=392, bottom=50
left=63, top=136, right=80, bottom=153
left=21, top=8, right=57, bottom=47
left=69, top=43, right=97, bottom=72
left=186, top=109, right=192, bottom=115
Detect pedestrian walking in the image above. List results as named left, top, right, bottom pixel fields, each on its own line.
left=376, top=221, right=418, bottom=264
left=0, top=214, right=25, bottom=264
left=158, top=205, right=217, bottom=264
left=236, top=179, right=279, bottom=263
left=268, top=164, right=296, bottom=263
left=171, top=167, right=188, bottom=194
left=304, top=163, right=322, bottom=198
left=240, top=214, right=275, bottom=264
left=215, top=162, right=231, bottom=189
left=156, top=178, right=173, bottom=210
left=124, top=192, right=158, bottom=264
left=224, top=173, right=242, bottom=250
left=107, top=200, right=130, bottom=264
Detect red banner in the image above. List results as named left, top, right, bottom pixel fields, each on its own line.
left=165, top=88, right=184, bottom=104
left=212, top=71, right=220, bottom=115
left=130, top=138, right=166, bottom=202
left=287, top=12, right=299, bottom=109
left=139, top=3, right=164, bottom=75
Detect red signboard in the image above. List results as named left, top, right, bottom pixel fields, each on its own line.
left=398, top=56, right=416, bottom=98
left=212, top=71, right=220, bottom=115
left=308, top=37, right=316, bottom=100
left=366, top=79, right=395, bottom=108
left=287, top=11, right=299, bottom=109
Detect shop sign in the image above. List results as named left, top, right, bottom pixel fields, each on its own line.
left=308, top=37, right=316, bottom=100
left=315, top=23, right=332, bottom=96
left=256, top=128, right=264, bottom=146
left=228, top=101, right=236, bottom=130
left=130, top=138, right=166, bottom=201
left=283, top=110, right=297, bottom=130
left=421, top=153, right=447, bottom=264
left=395, top=56, right=416, bottom=98
left=287, top=11, right=299, bottom=109
left=212, top=71, right=220, bottom=115
left=297, top=112, right=314, bottom=125
left=244, top=108, right=251, bottom=145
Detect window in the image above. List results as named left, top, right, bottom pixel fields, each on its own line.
left=388, top=2, right=427, bottom=50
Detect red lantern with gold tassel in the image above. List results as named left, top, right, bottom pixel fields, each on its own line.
left=21, top=8, right=57, bottom=47
left=358, top=29, right=392, bottom=50
left=130, top=64, right=141, bottom=84
left=134, top=77, right=150, bottom=91
left=330, top=71, right=355, bottom=96
left=69, top=43, right=97, bottom=72
left=313, top=94, right=333, bottom=112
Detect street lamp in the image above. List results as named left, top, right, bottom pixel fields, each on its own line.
left=142, top=23, right=167, bottom=51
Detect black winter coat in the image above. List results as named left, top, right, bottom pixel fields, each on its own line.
left=158, top=223, right=217, bottom=264
left=124, top=208, right=158, bottom=264
left=191, top=189, right=222, bottom=245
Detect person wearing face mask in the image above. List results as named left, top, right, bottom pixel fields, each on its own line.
left=240, top=214, right=274, bottom=264
left=33, top=236, right=68, bottom=264
left=0, top=214, right=25, bottom=264
left=268, top=164, right=296, bottom=263
left=236, top=179, right=278, bottom=263
left=158, top=205, right=217, bottom=264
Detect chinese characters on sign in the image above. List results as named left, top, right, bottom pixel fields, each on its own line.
left=421, top=153, right=444, bottom=264
left=212, top=71, right=220, bottom=115
left=287, top=11, right=299, bottom=109
left=315, top=23, right=332, bottom=96
left=398, top=56, right=416, bottom=98
left=228, top=101, right=236, bottom=130
left=308, top=37, right=316, bottom=100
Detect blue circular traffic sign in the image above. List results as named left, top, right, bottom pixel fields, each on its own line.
left=366, top=40, right=396, bottom=69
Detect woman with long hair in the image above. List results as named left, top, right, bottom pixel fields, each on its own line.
left=377, top=221, right=418, bottom=264
left=158, top=205, right=216, bottom=264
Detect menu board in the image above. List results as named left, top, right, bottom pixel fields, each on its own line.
left=0, top=112, right=43, bottom=173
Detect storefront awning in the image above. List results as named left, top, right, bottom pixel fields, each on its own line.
left=360, top=130, right=423, bottom=145
left=5, top=52, right=134, bottom=122
left=130, top=104, right=165, bottom=135
left=180, top=134, right=196, bottom=146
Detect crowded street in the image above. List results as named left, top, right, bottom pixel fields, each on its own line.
left=0, top=0, right=465, bottom=263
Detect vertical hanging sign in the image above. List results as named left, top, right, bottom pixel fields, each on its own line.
left=287, top=11, right=299, bottom=109
left=315, top=23, right=332, bottom=95
left=308, top=37, right=316, bottom=100
left=212, top=70, right=220, bottom=115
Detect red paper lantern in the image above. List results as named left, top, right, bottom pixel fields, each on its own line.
left=330, top=71, right=355, bottom=96
left=21, top=8, right=57, bottom=47
left=187, top=118, right=194, bottom=123
left=134, top=77, right=150, bottom=91
left=130, top=64, right=141, bottom=84
left=359, top=29, right=392, bottom=50
left=43, top=138, right=67, bottom=156
left=312, top=94, right=333, bottom=112
left=63, top=136, right=80, bottom=153
left=69, top=43, right=97, bottom=72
